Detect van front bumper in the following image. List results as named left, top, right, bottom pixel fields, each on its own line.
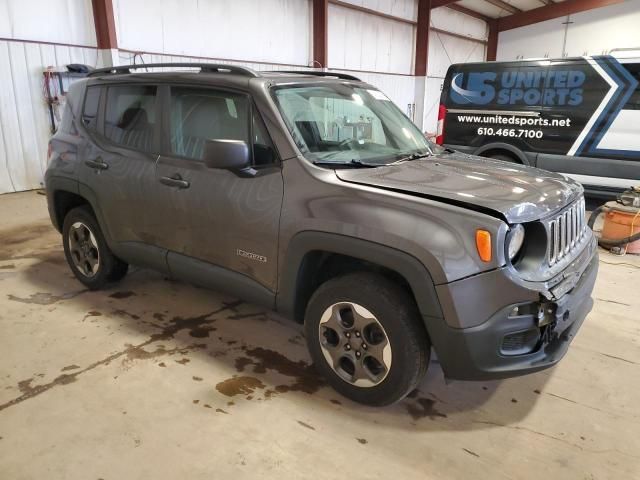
left=428, top=237, right=598, bottom=381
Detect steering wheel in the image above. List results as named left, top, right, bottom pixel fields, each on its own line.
left=338, top=138, right=359, bottom=150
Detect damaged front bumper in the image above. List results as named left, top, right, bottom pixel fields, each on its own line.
left=428, top=235, right=598, bottom=381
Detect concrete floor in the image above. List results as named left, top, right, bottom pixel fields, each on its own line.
left=1, top=190, right=639, bottom=480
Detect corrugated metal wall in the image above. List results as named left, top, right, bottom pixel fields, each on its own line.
left=423, top=7, right=487, bottom=133
left=497, top=0, right=640, bottom=59
left=0, top=0, right=99, bottom=194
left=0, top=40, right=99, bottom=193
left=327, top=1, right=486, bottom=133
left=0, top=0, right=488, bottom=194
left=113, top=0, right=311, bottom=66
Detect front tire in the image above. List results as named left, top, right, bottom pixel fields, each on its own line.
left=304, top=272, right=430, bottom=406
left=62, top=206, right=128, bottom=290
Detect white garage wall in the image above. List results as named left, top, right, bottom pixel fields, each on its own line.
left=326, top=2, right=487, bottom=132
left=337, top=0, right=417, bottom=22
left=0, top=1, right=99, bottom=194
left=326, top=1, right=417, bottom=118
left=328, top=3, right=415, bottom=74
left=422, top=7, right=487, bottom=134
left=497, top=0, right=640, bottom=60
left=0, top=0, right=96, bottom=46
left=113, top=0, right=311, bottom=66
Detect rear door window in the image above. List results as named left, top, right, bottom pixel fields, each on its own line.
left=104, top=85, right=157, bottom=152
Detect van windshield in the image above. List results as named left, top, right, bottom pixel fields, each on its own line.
left=272, top=84, right=434, bottom=166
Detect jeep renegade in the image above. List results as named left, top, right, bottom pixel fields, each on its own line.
left=45, top=64, right=598, bottom=406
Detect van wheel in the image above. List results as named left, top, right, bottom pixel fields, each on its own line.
left=62, top=206, right=128, bottom=290
left=489, top=153, right=519, bottom=164
left=304, top=272, right=430, bottom=406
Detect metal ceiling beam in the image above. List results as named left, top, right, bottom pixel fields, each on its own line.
left=446, top=4, right=492, bottom=22
left=483, top=0, right=522, bottom=14
left=329, top=0, right=416, bottom=25
left=498, top=0, right=625, bottom=31
left=432, top=27, right=488, bottom=45
left=430, top=0, right=460, bottom=8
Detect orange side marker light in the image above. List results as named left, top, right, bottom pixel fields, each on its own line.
left=475, top=229, right=492, bottom=262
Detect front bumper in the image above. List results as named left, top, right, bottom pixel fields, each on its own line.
left=428, top=237, right=598, bottom=380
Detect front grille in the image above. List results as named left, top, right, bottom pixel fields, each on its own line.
left=548, top=197, right=586, bottom=266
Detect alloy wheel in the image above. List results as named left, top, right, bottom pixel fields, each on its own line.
left=318, top=302, right=392, bottom=387
left=68, top=221, right=100, bottom=277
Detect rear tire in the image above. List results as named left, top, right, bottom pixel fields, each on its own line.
left=62, top=206, right=128, bottom=290
left=304, top=272, right=430, bottom=406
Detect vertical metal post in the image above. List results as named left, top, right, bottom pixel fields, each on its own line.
left=313, top=0, right=329, bottom=68
left=414, top=0, right=431, bottom=77
left=487, top=20, right=498, bottom=61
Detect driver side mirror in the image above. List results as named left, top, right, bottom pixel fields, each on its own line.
left=203, top=139, right=250, bottom=170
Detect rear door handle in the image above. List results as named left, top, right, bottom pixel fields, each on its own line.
left=85, top=158, right=109, bottom=170
left=160, top=174, right=190, bottom=189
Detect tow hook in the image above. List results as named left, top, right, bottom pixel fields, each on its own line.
left=537, top=302, right=556, bottom=327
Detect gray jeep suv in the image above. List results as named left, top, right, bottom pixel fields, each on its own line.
left=45, top=63, right=598, bottom=405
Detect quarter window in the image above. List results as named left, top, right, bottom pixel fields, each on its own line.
left=104, top=85, right=157, bottom=152
left=169, top=87, right=249, bottom=161
left=81, top=86, right=101, bottom=132
left=252, top=111, right=277, bottom=165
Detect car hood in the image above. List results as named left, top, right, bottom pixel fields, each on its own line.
left=334, top=152, right=583, bottom=223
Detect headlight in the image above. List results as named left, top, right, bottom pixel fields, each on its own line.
left=507, top=224, right=525, bottom=261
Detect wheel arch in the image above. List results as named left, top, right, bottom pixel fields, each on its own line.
left=474, top=142, right=530, bottom=165
left=51, top=190, right=93, bottom=232
left=276, top=231, right=444, bottom=327
left=47, top=177, right=114, bottom=248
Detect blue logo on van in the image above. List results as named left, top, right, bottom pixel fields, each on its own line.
left=450, top=73, right=496, bottom=105
left=450, top=70, right=586, bottom=106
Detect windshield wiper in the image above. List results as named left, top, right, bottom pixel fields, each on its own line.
left=390, top=152, right=431, bottom=164
left=313, top=159, right=379, bottom=168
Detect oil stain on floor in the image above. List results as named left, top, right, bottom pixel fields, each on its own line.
left=7, top=290, right=87, bottom=305
left=216, top=376, right=266, bottom=397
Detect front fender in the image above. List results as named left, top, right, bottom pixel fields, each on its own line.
left=276, top=230, right=443, bottom=325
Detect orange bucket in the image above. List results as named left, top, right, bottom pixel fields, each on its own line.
left=601, top=202, right=640, bottom=254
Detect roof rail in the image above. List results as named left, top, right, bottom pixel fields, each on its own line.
left=268, top=70, right=361, bottom=81
left=87, top=63, right=259, bottom=78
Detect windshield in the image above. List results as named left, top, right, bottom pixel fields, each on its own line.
left=272, top=84, right=438, bottom=165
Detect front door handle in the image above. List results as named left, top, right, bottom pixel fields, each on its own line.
left=160, top=174, right=190, bottom=189
left=85, top=158, right=109, bottom=170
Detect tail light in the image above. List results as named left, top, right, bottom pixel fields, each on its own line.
left=436, top=104, right=446, bottom=145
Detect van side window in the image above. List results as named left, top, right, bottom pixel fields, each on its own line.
left=252, top=111, right=277, bottom=165
left=104, top=85, right=157, bottom=152
left=82, top=86, right=101, bottom=132
left=169, top=87, right=249, bottom=161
